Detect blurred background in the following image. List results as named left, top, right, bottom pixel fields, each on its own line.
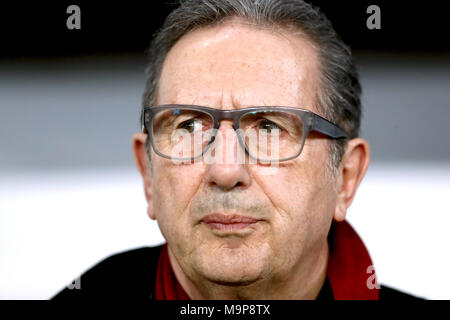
left=1, top=1, right=449, bottom=299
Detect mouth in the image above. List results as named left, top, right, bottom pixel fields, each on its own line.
left=201, top=213, right=262, bottom=231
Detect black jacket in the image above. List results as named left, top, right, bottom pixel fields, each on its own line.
left=52, top=245, right=422, bottom=300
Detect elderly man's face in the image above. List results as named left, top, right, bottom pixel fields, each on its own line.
left=140, top=21, right=341, bottom=290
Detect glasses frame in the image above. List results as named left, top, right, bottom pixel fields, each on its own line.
left=142, top=104, right=349, bottom=162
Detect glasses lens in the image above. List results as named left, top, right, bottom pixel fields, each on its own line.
left=239, top=110, right=304, bottom=161
left=152, top=107, right=214, bottom=160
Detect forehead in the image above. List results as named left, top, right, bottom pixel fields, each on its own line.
left=157, top=20, right=320, bottom=110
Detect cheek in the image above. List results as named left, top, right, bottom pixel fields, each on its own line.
left=287, top=144, right=337, bottom=241
left=151, top=160, right=206, bottom=239
left=250, top=143, right=335, bottom=244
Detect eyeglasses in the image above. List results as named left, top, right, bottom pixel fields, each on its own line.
left=142, top=104, right=349, bottom=162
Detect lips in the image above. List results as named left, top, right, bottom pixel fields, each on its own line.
left=201, top=213, right=261, bottom=231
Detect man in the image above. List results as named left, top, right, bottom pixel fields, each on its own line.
left=54, top=0, right=419, bottom=300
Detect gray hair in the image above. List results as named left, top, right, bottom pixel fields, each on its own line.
left=141, top=0, right=362, bottom=173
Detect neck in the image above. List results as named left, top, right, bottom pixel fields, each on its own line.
left=168, top=241, right=329, bottom=300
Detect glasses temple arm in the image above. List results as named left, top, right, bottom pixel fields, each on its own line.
left=311, top=115, right=350, bottom=139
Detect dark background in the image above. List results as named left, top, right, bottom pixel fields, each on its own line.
left=1, top=0, right=449, bottom=58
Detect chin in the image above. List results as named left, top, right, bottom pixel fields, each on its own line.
left=203, top=265, right=263, bottom=286
left=193, top=245, right=268, bottom=285
left=207, top=274, right=260, bottom=286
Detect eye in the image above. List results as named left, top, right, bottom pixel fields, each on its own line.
left=178, top=119, right=203, bottom=133
left=258, top=119, right=282, bottom=133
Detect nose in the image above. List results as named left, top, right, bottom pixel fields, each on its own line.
left=203, top=121, right=251, bottom=191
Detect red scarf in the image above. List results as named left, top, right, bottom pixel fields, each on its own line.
left=155, top=220, right=379, bottom=300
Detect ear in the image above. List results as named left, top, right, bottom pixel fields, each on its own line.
left=132, top=132, right=156, bottom=220
left=334, top=138, right=370, bottom=222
